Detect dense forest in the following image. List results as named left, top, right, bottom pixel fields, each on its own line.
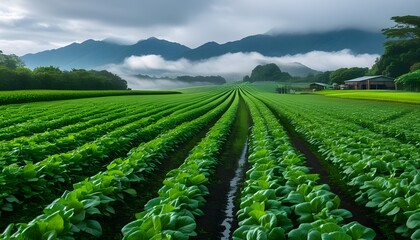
left=0, top=52, right=128, bottom=90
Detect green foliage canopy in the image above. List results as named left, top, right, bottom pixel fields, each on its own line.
left=243, top=63, right=292, bottom=82
left=0, top=66, right=128, bottom=90
left=370, top=15, right=420, bottom=78
left=0, top=51, right=25, bottom=69
left=395, top=69, right=420, bottom=91
left=329, top=67, right=368, bottom=84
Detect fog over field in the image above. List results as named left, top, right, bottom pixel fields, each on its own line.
left=108, top=50, right=379, bottom=89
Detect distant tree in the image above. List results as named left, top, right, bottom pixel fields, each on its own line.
left=315, top=71, right=331, bottom=83
left=243, top=75, right=251, bottom=82
left=33, top=66, right=62, bottom=89
left=15, top=67, right=35, bottom=89
left=329, top=67, right=368, bottom=84
left=245, top=63, right=292, bottom=82
left=370, top=15, right=420, bottom=78
left=0, top=66, right=18, bottom=89
left=0, top=56, right=129, bottom=90
left=0, top=51, right=25, bottom=69
left=395, top=69, right=420, bottom=91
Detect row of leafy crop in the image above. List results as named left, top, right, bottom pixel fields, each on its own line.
left=0, top=92, right=173, bottom=131
left=0, top=86, right=227, bottom=130
left=0, top=97, right=102, bottom=128
left=1, top=90, right=235, bottom=239
left=384, top=110, right=420, bottom=145
left=255, top=92, right=419, bottom=239
left=0, top=90, right=231, bottom=222
left=0, top=89, right=181, bottom=105
left=0, top=93, right=178, bottom=140
left=272, top=94, right=420, bottom=146
left=121, top=91, right=239, bottom=239
left=232, top=90, right=376, bottom=240
left=0, top=92, right=215, bottom=166
left=0, top=104, right=85, bottom=129
left=0, top=107, right=104, bottom=141
left=0, top=104, right=143, bottom=165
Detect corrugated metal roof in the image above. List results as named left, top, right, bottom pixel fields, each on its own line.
left=310, top=82, right=330, bottom=87
left=344, top=75, right=395, bottom=82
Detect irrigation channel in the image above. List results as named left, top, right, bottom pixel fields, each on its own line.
left=193, top=96, right=251, bottom=239
left=220, top=140, right=248, bottom=239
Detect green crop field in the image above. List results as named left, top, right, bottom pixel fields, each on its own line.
left=315, top=90, right=420, bottom=104
left=0, top=84, right=419, bottom=240
left=0, top=89, right=180, bottom=105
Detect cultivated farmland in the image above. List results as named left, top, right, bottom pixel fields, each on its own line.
left=0, top=85, right=419, bottom=240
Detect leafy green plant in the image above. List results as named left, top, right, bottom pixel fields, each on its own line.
left=122, top=92, right=239, bottom=239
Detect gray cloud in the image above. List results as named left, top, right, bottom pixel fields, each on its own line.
left=109, top=51, right=380, bottom=89
left=1, top=0, right=419, bottom=56
left=18, top=0, right=212, bottom=27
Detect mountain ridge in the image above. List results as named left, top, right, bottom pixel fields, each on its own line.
left=21, top=29, right=385, bottom=72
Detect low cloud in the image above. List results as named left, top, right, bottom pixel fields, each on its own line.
left=108, top=50, right=379, bottom=89
left=122, top=75, right=220, bottom=90
left=276, top=50, right=379, bottom=71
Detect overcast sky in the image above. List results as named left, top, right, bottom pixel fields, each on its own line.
left=1, top=0, right=419, bottom=56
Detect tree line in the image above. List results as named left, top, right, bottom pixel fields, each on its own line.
left=0, top=52, right=128, bottom=90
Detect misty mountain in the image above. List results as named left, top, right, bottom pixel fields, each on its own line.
left=22, top=37, right=190, bottom=69
left=21, top=29, right=384, bottom=71
left=181, top=29, right=385, bottom=60
left=275, top=62, right=319, bottom=77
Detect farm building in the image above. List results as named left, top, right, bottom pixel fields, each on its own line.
left=309, top=82, right=331, bottom=91
left=344, top=76, right=395, bottom=90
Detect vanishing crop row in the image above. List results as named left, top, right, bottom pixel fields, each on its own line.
left=0, top=89, right=180, bottom=105
left=0, top=91, right=216, bottom=166
left=0, top=91, right=180, bottom=131
left=0, top=105, right=141, bottom=165
left=256, top=92, right=419, bottom=239
left=232, top=90, right=375, bottom=240
left=0, top=107, right=105, bottom=141
left=122, top=90, right=239, bottom=239
left=0, top=98, right=112, bottom=128
left=1, top=90, right=235, bottom=239
left=0, top=90, right=230, bottom=221
left=271, top=94, right=420, bottom=146
left=0, top=93, right=179, bottom=139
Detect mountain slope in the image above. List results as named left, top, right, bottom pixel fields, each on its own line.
left=22, top=38, right=191, bottom=69
left=22, top=40, right=124, bottom=69
left=21, top=29, right=384, bottom=70
left=180, top=29, right=385, bottom=60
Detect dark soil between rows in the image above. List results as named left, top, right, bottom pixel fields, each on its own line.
left=263, top=102, right=400, bottom=240
left=86, top=104, right=230, bottom=240
left=192, top=95, right=252, bottom=240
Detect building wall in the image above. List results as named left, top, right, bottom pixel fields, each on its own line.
left=346, top=77, right=395, bottom=90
